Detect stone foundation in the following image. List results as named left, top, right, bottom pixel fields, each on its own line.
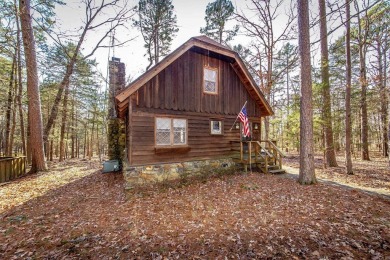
left=123, top=158, right=236, bottom=189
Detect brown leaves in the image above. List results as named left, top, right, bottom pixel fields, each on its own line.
left=0, top=158, right=390, bottom=258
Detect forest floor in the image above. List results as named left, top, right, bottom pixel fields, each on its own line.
left=0, top=155, right=389, bottom=259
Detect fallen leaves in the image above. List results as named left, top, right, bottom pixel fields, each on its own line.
left=0, top=159, right=101, bottom=214
left=0, top=157, right=389, bottom=259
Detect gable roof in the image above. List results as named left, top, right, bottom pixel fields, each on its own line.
left=115, top=36, right=273, bottom=117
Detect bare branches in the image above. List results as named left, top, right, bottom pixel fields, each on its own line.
left=43, top=0, right=135, bottom=144
left=311, top=0, right=381, bottom=45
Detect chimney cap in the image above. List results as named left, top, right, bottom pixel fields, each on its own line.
left=112, top=57, right=121, bottom=62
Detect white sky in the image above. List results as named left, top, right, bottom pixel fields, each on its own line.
left=55, top=0, right=227, bottom=83
left=52, top=0, right=343, bottom=86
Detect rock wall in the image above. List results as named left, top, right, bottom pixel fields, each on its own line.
left=123, top=158, right=237, bottom=190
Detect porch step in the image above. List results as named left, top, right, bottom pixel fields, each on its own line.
left=268, top=169, right=286, bottom=174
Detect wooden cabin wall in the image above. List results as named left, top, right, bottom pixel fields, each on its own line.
left=127, top=109, right=245, bottom=166
left=135, top=50, right=261, bottom=117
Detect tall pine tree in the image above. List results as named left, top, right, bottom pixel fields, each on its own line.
left=134, top=0, right=178, bottom=70
left=200, top=0, right=238, bottom=44
left=19, top=0, right=47, bottom=172
left=298, top=0, right=316, bottom=184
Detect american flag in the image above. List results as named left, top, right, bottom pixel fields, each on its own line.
left=238, top=105, right=250, bottom=137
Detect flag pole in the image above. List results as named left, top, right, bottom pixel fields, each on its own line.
left=229, top=101, right=247, bottom=131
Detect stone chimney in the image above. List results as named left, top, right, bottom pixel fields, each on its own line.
left=107, top=57, right=126, bottom=165
left=108, top=57, right=125, bottom=118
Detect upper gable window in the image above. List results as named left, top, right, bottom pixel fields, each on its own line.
left=203, top=67, right=218, bottom=94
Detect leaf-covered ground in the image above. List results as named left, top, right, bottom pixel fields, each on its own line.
left=0, top=157, right=389, bottom=259
left=284, top=153, right=390, bottom=197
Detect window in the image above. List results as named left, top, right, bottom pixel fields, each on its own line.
left=210, top=120, right=223, bottom=135
left=156, top=118, right=187, bottom=146
left=203, top=67, right=218, bottom=94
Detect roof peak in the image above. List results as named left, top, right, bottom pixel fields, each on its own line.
left=192, top=35, right=232, bottom=51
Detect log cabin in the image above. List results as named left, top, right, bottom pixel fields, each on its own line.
left=113, top=36, right=284, bottom=186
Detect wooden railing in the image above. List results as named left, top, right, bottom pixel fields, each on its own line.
left=0, top=156, right=26, bottom=183
left=232, top=140, right=284, bottom=173
left=259, top=140, right=285, bottom=170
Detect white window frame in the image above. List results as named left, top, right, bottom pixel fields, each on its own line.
left=155, top=117, right=187, bottom=146
left=210, top=120, right=223, bottom=135
left=203, top=67, right=218, bottom=94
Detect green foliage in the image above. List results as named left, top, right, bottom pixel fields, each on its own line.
left=133, top=0, right=179, bottom=69
left=200, top=0, right=238, bottom=44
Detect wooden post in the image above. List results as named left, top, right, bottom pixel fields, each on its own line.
left=249, top=141, right=252, bottom=171
left=279, top=155, right=282, bottom=170
left=240, top=141, right=243, bottom=162
left=255, top=141, right=258, bottom=163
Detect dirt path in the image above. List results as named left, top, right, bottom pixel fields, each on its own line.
left=0, top=158, right=389, bottom=259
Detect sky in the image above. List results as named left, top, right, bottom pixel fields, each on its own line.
left=55, top=0, right=230, bottom=84
left=52, top=0, right=340, bottom=87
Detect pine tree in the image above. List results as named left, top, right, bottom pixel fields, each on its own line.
left=200, top=0, right=238, bottom=44
left=298, top=0, right=316, bottom=184
left=345, top=0, right=353, bottom=174
left=319, top=0, right=338, bottom=167
left=19, top=0, right=47, bottom=172
left=134, top=0, right=179, bottom=70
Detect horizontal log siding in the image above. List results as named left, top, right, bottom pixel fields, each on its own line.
left=135, top=50, right=261, bottom=117
left=129, top=111, right=242, bottom=166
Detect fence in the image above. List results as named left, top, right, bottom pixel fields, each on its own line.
left=0, top=156, right=26, bottom=183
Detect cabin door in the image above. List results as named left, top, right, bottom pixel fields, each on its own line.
left=251, top=121, right=261, bottom=141
left=240, top=121, right=261, bottom=141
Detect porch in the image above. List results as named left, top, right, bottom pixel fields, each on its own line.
left=231, top=140, right=285, bottom=174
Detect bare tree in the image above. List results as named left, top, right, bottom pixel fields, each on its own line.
left=43, top=0, right=134, bottom=156
left=298, top=0, right=316, bottom=184
left=235, top=0, right=296, bottom=140
left=19, top=0, right=47, bottom=172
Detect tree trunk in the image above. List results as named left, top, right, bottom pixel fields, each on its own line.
left=285, top=53, right=290, bottom=153
left=19, top=0, right=47, bottom=172
left=83, top=124, right=87, bottom=159
left=89, top=114, right=95, bottom=160
left=9, top=64, right=18, bottom=155
left=96, top=125, right=101, bottom=161
left=59, top=82, right=70, bottom=162
left=71, top=93, right=75, bottom=158
left=26, top=113, right=31, bottom=164
left=5, top=55, right=16, bottom=156
left=14, top=0, right=26, bottom=156
left=49, top=138, right=53, bottom=161
left=355, top=1, right=370, bottom=161
left=319, top=0, right=338, bottom=167
left=298, top=0, right=316, bottom=184
left=377, top=41, right=388, bottom=157
left=345, top=0, right=353, bottom=174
